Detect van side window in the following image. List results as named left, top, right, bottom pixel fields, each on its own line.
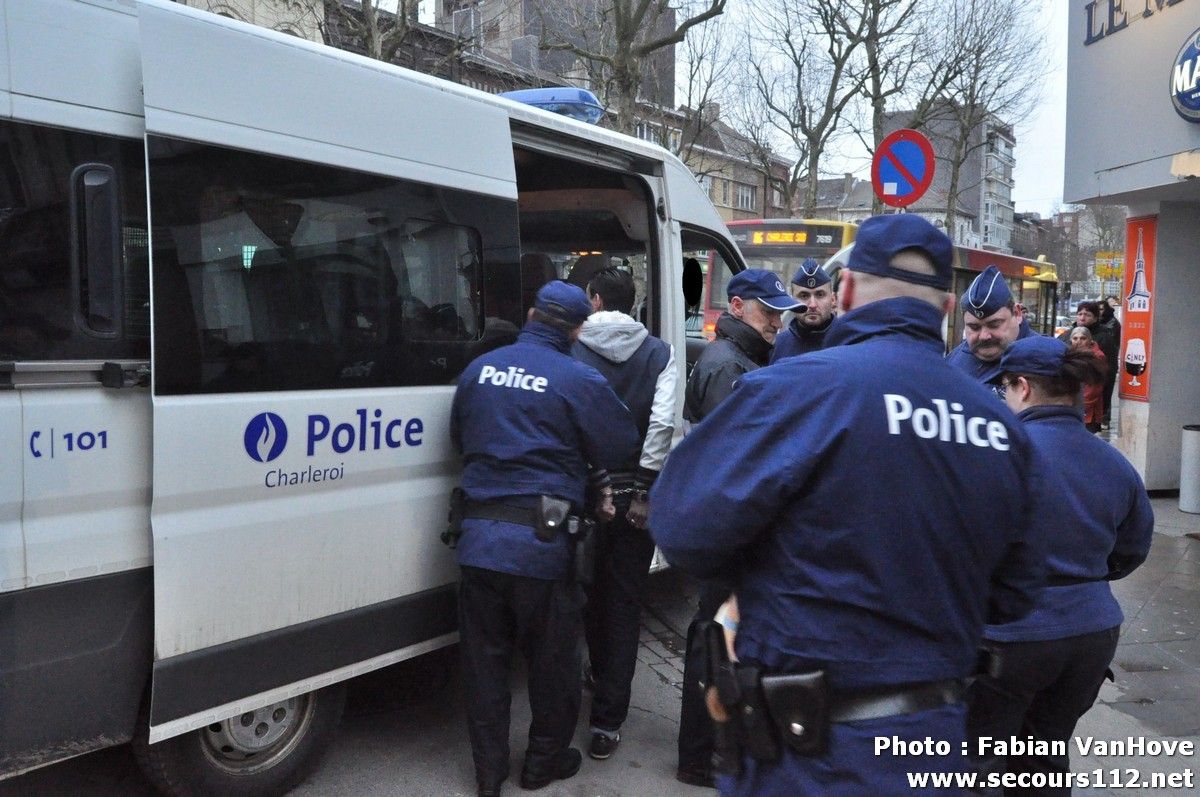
left=0, top=120, right=149, bottom=361
left=147, top=138, right=521, bottom=395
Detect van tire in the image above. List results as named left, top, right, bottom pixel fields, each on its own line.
left=132, top=684, right=346, bottom=797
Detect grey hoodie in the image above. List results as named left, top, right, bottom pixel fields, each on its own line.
left=577, top=311, right=678, bottom=476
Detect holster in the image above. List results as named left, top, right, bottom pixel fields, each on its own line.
left=441, top=487, right=466, bottom=549
left=566, top=517, right=596, bottom=585
left=760, top=671, right=830, bottom=757
left=700, top=621, right=742, bottom=776
left=536, top=495, right=572, bottom=543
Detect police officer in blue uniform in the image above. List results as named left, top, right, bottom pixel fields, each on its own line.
left=677, top=268, right=803, bottom=787
left=650, top=215, right=1046, bottom=796
left=947, top=265, right=1035, bottom=392
left=967, top=336, right=1154, bottom=795
left=770, top=258, right=835, bottom=363
left=451, top=281, right=639, bottom=797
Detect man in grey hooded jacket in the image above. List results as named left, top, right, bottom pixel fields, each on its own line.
left=572, top=267, right=677, bottom=762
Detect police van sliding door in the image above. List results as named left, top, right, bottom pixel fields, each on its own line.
left=139, top=2, right=521, bottom=742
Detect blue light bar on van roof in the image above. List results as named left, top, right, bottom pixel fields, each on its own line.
left=500, top=87, right=606, bottom=125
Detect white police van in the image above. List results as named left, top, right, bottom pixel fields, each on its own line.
left=0, top=1, right=742, bottom=792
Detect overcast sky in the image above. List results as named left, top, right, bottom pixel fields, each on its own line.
left=1010, top=0, right=1069, bottom=217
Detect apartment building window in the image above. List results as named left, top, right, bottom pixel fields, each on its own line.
left=773, top=188, right=785, bottom=208
left=735, top=183, right=757, bottom=212
left=667, top=128, right=682, bottom=151
left=721, top=179, right=730, bottom=206
left=634, top=121, right=658, bottom=143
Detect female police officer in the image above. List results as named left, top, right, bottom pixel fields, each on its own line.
left=968, top=335, right=1154, bottom=794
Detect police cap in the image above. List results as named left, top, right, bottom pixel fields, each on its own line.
left=791, top=257, right=831, bottom=289
left=999, top=335, right=1067, bottom=377
left=961, top=265, right=1014, bottom=320
left=727, top=268, right=805, bottom=311
left=535, top=280, right=593, bottom=326
left=847, top=215, right=953, bottom=290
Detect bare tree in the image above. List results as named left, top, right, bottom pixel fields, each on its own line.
left=918, top=0, right=1045, bottom=234
left=537, top=0, right=728, bottom=135
left=855, top=0, right=972, bottom=213
left=745, top=0, right=870, bottom=217
left=672, top=10, right=740, bottom=175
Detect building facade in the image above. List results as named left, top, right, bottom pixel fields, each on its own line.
left=1065, top=0, right=1200, bottom=488
left=883, top=108, right=1014, bottom=253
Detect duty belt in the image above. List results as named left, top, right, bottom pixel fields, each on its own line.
left=463, top=500, right=538, bottom=528
left=828, top=679, right=964, bottom=723
left=701, top=622, right=964, bottom=771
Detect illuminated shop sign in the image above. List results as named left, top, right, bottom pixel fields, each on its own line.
left=1172, top=28, right=1200, bottom=122
left=1084, top=0, right=1187, bottom=47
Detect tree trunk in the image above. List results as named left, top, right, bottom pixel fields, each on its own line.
left=803, top=148, right=821, bottom=218
left=944, top=137, right=964, bottom=241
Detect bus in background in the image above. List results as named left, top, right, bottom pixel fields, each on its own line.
left=821, top=240, right=1059, bottom=348
left=688, top=218, right=857, bottom=340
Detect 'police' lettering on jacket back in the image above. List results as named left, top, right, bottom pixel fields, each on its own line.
left=478, top=364, right=548, bottom=393
left=884, top=394, right=1009, bottom=450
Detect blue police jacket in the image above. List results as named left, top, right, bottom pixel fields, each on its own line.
left=946, top=317, right=1035, bottom=386
left=650, top=297, right=1046, bottom=691
left=451, top=320, right=639, bottom=579
left=769, top=316, right=831, bottom=364
left=985, top=404, right=1154, bottom=643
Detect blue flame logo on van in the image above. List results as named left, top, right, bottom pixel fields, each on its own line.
left=244, top=413, right=288, bottom=462
left=1171, top=28, right=1200, bottom=123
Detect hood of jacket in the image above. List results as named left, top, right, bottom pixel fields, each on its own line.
left=578, top=311, right=649, bottom=363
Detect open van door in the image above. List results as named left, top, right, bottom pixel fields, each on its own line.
left=136, top=3, right=519, bottom=787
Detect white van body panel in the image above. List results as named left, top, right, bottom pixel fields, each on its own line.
left=21, top=390, right=151, bottom=587
left=138, top=1, right=517, bottom=200
left=2, top=0, right=142, bottom=136
left=151, top=389, right=459, bottom=658
left=663, top=155, right=730, bottom=234
left=0, top=395, right=22, bottom=592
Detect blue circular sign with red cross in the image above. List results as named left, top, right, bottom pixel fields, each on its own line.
left=871, top=129, right=936, bottom=208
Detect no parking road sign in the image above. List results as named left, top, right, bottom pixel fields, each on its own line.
left=871, top=129, right=935, bottom=208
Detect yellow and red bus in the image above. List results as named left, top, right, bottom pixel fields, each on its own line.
left=691, top=218, right=857, bottom=339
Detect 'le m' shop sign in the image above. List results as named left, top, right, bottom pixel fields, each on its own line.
left=1172, top=27, right=1200, bottom=122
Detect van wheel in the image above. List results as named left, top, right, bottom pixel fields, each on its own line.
left=133, top=684, right=346, bottom=796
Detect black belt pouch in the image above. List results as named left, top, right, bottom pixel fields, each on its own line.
left=536, top=495, right=571, bottom=542
left=760, top=670, right=831, bottom=757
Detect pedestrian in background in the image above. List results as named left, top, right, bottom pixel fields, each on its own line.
left=947, top=265, right=1035, bottom=395
left=1096, top=299, right=1122, bottom=428
left=572, top=267, right=678, bottom=762
left=770, top=257, right=836, bottom=363
left=1068, top=326, right=1107, bottom=433
left=676, top=268, right=803, bottom=788
left=968, top=336, right=1153, bottom=794
left=450, top=281, right=639, bottom=797
left=652, top=215, right=1045, bottom=796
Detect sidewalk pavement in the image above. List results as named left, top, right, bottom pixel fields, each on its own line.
left=1072, top=496, right=1200, bottom=795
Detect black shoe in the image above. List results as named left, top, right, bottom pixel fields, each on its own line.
left=588, top=730, right=620, bottom=760
left=478, top=785, right=502, bottom=797
left=519, top=748, right=583, bottom=790
left=676, top=764, right=716, bottom=788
